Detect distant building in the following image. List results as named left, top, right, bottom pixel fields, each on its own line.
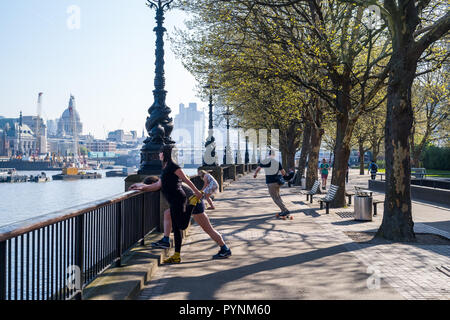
left=107, top=130, right=138, bottom=143
left=0, top=116, right=37, bottom=156
left=46, top=119, right=58, bottom=137
left=173, top=103, right=205, bottom=165
left=57, top=95, right=83, bottom=137
left=85, top=140, right=117, bottom=153
left=22, top=116, right=46, bottom=137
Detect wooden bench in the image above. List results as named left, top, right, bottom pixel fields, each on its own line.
left=411, top=168, right=426, bottom=179
left=301, top=180, right=320, bottom=203
left=376, top=173, right=385, bottom=181
left=372, top=199, right=383, bottom=216
left=318, top=185, right=339, bottom=214
left=345, top=191, right=355, bottom=205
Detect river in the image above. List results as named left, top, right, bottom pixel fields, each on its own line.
left=0, top=168, right=198, bottom=227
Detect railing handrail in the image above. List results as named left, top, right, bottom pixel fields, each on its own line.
left=0, top=190, right=148, bottom=243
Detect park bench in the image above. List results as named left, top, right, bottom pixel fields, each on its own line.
left=301, top=180, right=320, bottom=203
left=372, top=199, right=383, bottom=216
left=376, top=173, right=385, bottom=180
left=411, top=168, right=426, bottom=179
left=318, top=185, right=339, bottom=215
left=345, top=190, right=355, bottom=205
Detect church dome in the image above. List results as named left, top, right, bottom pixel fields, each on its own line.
left=61, top=108, right=80, bottom=121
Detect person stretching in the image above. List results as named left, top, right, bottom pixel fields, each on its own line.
left=254, top=149, right=290, bottom=217
left=197, top=169, right=219, bottom=210
left=129, top=145, right=231, bottom=263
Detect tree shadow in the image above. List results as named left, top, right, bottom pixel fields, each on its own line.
left=143, top=241, right=382, bottom=300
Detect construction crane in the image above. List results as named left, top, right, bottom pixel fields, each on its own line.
left=35, top=92, right=43, bottom=157
left=68, top=94, right=80, bottom=167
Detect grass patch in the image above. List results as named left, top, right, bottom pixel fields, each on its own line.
left=372, top=168, right=450, bottom=178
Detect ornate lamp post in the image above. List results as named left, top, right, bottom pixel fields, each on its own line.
left=251, top=140, right=257, bottom=164
left=139, top=0, right=175, bottom=175
left=223, top=105, right=233, bottom=165
left=245, top=136, right=250, bottom=164
left=203, top=83, right=218, bottom=166
left=236, top=123, right=243, bottom=164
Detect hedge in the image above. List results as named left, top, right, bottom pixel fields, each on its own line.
left=422, top=146, right=450, bottom=170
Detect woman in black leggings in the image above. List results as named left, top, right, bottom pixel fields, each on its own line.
left=160, top=145, right=203, bottom=263
left=131, top=145, right=203, bottom=263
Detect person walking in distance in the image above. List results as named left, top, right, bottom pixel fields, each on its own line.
left=319, top=159, right=330, bottom=190
left=253, top=149, right=290, bottom=218
left=368, top=160, right=378, bottom=180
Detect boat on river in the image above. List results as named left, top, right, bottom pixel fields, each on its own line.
left=29, top=172, right=51, bottom=183
left=52, top=167, right=102, bottom=181
left=106, top=167, right=136, bottom=177
left=0, top=168, right=28, bottom=183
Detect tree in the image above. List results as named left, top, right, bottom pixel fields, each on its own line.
left=216, top=0, right=392, bottom=207
left=339, top=0, right=450, bottom=241
left=411, top=69, right=449, bottom=167
left=352, top=118, right=372, bottom=175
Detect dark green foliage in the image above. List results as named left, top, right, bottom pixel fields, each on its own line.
left=422, top=146, right=450, bottom=170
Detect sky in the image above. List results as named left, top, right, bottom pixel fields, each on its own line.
left=0, top=0, right=205, bottom=139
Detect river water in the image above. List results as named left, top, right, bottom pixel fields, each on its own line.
left=0, top=169, right=198, bottom=227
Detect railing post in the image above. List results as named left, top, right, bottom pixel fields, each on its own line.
left=0, top=241, right=6, bottom=300
left=74, top=215, right=84, bottom=300
left=115, top=202, right=122, bottom=267
left=141, top=194, right=146, bottom=247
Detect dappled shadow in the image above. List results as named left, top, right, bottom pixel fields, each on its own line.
left=143, top=241, right=383, bottom=300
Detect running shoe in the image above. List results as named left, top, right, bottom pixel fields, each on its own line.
left=163, top=253, right=181, bottom=264
left=151, top=238, right=170, bottom=249
left=213, top=247, right=232, bottom=259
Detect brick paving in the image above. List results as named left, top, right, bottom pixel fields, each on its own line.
left=138, top=171, right=449, bottom=300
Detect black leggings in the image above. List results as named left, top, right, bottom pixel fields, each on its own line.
left=168, top=193, right=187, bottom=253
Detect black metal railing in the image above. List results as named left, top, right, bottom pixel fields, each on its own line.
left=0, top=190, right=160, bottom=300
left=222, top=166, right=230, bottom=181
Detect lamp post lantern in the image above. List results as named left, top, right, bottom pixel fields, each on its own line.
left=203, top=84, right=218, bottom=166
left=139, top=0, right=175, bottom=175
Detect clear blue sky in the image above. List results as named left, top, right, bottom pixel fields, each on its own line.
left=0, top=0, right=204, bottom=139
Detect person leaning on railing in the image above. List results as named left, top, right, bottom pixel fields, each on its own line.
left=129, top=145, right=231, bottom=263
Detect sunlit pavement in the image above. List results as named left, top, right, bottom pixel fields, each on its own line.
left=138, top=171, right=449, bottom=300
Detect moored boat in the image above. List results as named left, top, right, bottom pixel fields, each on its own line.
left=52, top=167, right=102, bottom=181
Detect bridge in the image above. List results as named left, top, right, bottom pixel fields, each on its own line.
left=1, top=165, right=449, bottom=300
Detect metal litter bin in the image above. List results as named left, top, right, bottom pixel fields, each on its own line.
left=354, top=190, right=372, bottom=221
left=301, top=177, right=306, bottom=189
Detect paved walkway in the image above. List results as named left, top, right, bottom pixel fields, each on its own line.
left=138, top=170, right=450, bottom=300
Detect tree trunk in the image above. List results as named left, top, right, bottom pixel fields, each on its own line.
left=359, top=140, right=365, bottom=175
left=330, top=81, right=355, bottom=208
left=371, top=137, right=382, bottom=162
left=306, top=108, right=323, bottom=190
left=295, top=123, right=311, bottom=186
left=306, top=124, right=323, bottom=190
left=280, top=124, right=300, bottom=171
left=376, top=41, right=416, bottom=242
